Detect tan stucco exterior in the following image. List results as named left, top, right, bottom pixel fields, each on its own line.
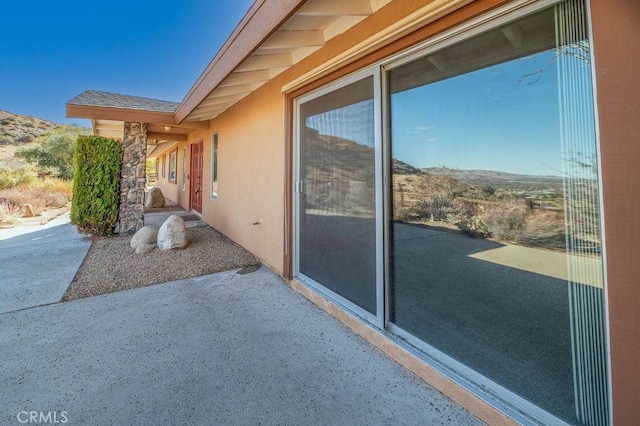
left=591, top=1, right=640, bottom=424
left=153, top=148, right=182, bottom=207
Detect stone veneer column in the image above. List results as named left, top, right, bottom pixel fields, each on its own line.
left=119, top=122, right=147, bottom=234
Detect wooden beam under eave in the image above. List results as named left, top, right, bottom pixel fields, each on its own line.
left=94, top=123, right=126, bottom=132
left=187, top=104, right=230, bottom=120
left=147, top=132, right=188, bottom=142
left=199, top=92, right=249, bottom=108
left=296, top=0, right=371, bottom=16
left=235, top=53, right=293, bottom=72
left=188, top=107, right=230, bottom=120
left=427, top=52, right=449, bottom=72
left=262, top=30, right=326, bottom=49
left=91, top=119, right=97, bottom=135
left=178, top=120, right=209, bottom=130
left=209, top=82, right=263, bottom=97
left=502, top=24, right=523, bottom=48
left=219, top=70, right=272, bottom=87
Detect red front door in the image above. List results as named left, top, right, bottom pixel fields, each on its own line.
left=190, top=141, right=203, bottom=213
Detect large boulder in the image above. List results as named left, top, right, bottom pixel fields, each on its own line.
left=135, top=243, right=156, bottom=254
left=130, top=225, right=158, bottom=249
left=157, top=215, right=188, bottom=250
left=45, top=193, right=68, bottom=208
left=145, top=187, right=165, bottom=208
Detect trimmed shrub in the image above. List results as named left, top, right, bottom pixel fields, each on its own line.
left=71, top=135, right=122, bottom=235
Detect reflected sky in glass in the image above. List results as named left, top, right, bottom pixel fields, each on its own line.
left=391, top=50, right=563, bottom=176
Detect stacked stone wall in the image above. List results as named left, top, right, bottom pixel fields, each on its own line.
left=119, top=122, right=147, bottom=234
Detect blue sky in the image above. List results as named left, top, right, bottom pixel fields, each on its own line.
left=0, top=0, right=254, bottom=126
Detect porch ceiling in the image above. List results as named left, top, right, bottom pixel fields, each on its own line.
left=92, top=119, right=191, bottom=149
left=178, top=0, right=393, bottom=122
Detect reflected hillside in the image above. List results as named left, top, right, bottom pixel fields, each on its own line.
left=302, top=125, right=601, bottom=254
left=302, top=127, right=418, bottom=218
left=393, top=165, right=601, bottom=253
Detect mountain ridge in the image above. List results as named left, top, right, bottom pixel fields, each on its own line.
left=0, top=109, right=65, bottom=145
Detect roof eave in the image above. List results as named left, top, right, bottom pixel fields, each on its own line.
left=66, top=103, right=208, bottom=130
left=174, top=0, right=307, bottom=123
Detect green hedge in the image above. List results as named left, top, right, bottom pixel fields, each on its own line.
left=71, top=135, right=122, bottom=235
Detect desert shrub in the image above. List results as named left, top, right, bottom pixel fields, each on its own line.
left=0, top=134, right=13, bottom=145
left=480, top=200, right=528, bottom=241
left=403, top=192, right=476, bottom=224
left=71, top=135, right=122, bottom=235
left=522, top=209, right=566, bottom=249
left=15, top=134, right=34, bottom=143
left=16, top=128, right=81, bottom=179
left=457, top=216, right=491, bottom=238
left=426, top=190, right=456, bottom=221
left=0, top=166, right=38, bottom=190
left=0, top=198, right=19, bottom=227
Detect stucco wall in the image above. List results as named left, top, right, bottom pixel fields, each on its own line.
left=152, top=147, right=183, bottom=207
left=591, top=0, right=640, bottom=424
left=183, top=81, right=285, bottom=274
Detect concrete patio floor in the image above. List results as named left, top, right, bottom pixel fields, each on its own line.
left=0, top=267, right=482, bottom=425
left=0, top=212, right=91, bottom=314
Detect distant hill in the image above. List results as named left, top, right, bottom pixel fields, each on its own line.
left=0, top=109, right=90, bottom=170
left=0, top=110, right=64, bottom=145
left=423, top=167, right=563, bottom=183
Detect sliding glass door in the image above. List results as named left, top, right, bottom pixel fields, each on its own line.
left=387, top=1, right=607, bottom=424
left=294, top=1, right=608, bottom=424
left=295, top=73, right=381, bottom=321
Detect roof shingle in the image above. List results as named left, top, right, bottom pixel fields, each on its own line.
left=67, top=90, right=179, bottom=113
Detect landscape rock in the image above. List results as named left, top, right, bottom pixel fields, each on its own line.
left=23, top=204, right=36, bottom=217
left=145, top=187, right=165, bottom=208
left=45, top=193, right=68, bottom=208
left=135, top=243, right=156, bottom=254
left=130, top=225, right=158, bottom=249
left=157, top=215, right=188, bottom=250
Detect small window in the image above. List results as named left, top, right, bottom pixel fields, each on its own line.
left=168, top=149, right=177, bottom=183
left=211, top=133, right=218, bottom=199
left=182, top=148, right=187, bottom=191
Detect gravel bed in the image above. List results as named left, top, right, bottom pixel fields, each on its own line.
left=63, top=225, right=259, bottom=301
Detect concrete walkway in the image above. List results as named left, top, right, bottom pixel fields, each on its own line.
left=145, top=209, right=207, bottom=228
left=0, top=267, right=482, bottom=425
left=0, top=213, right=91, bottom=314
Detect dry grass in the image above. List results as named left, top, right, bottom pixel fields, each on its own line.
left=0, top=187, right=46, bottom=215
left=28, top=177, right=73, bottom=200
left=0, top=178, right=72, bottom=222
left=0, top=203, right=17, bottom=227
